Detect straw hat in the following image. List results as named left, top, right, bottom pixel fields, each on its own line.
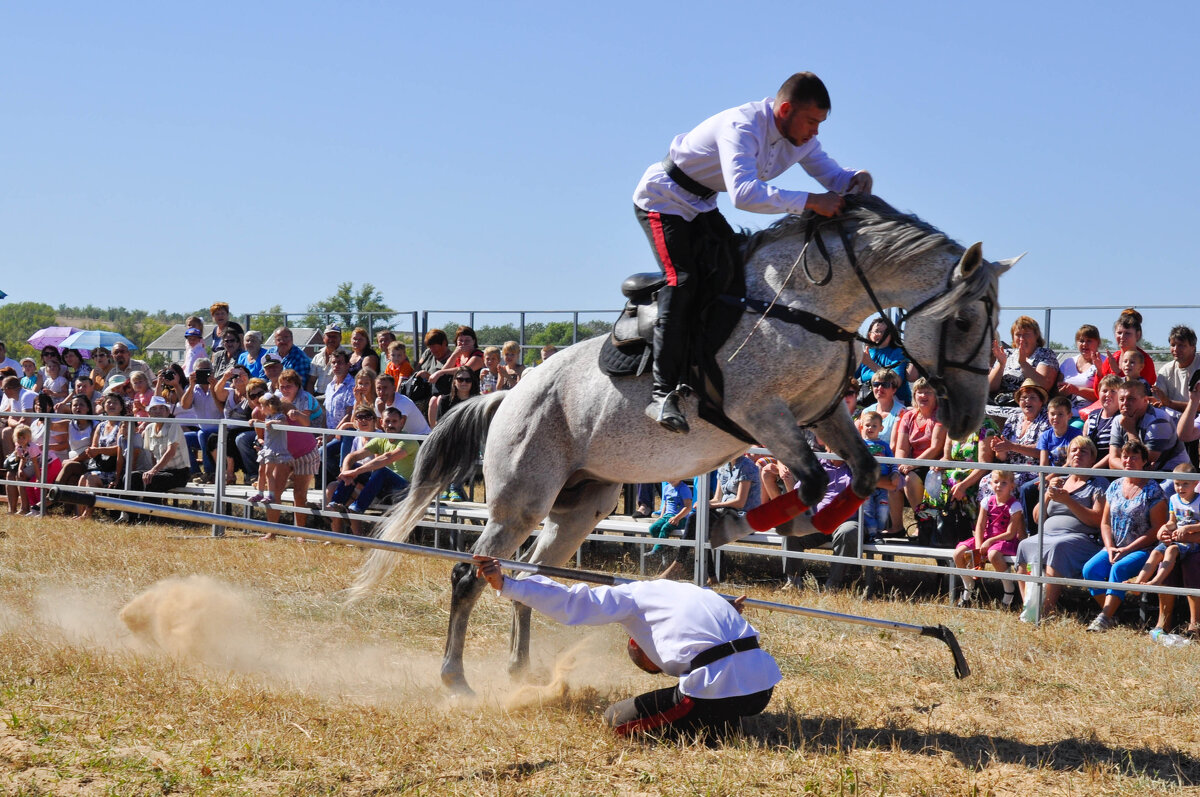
left=1014, top=377, right=1048, bottom=403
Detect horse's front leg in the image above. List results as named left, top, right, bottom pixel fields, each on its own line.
left=734, top=397, right=827, bottom=506
left=812, top=413, right=879, bottom=500
left=509, top=602, right=531, bottom=677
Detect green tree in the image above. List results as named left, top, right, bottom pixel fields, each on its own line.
left=302, top=283, right=393, bottom=334
left=248, top=306, right=288, bottom=337
left=0, top=301, right=57, bottom=361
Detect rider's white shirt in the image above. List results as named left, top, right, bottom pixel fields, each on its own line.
left=500, top=575, right=781, bottom=700
left=633, top=97, right=857, bottom=221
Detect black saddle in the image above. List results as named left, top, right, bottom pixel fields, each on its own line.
left=599, top=270, right=752, bottom=442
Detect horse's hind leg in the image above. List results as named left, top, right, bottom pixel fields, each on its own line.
left=508, top=480, right=622, bottom=677
left=441, top=514, right=542, bottom=695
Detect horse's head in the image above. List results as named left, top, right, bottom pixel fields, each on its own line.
left=898, top=242, right=1018, bottom=439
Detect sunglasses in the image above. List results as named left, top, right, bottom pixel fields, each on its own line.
left=454, top=376, right=472, bottom=383
left=248, top=392, right=266, bottom=400
left=871, top=382, right=894, bottom=389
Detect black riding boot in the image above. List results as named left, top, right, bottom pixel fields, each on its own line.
left=645, top=284, right=691, bottom=434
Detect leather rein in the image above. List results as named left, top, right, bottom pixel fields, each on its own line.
left=718, top=216, right=994, bottom=427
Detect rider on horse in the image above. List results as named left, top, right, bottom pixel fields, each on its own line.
left=634, top=71, right=873, bottom=433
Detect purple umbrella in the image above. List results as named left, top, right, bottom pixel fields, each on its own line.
left=26, top=326, right=81, bottom=352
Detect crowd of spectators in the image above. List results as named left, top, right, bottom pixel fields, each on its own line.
left=638, top=307, right=1200, bottom=637
left=0, top=301, right=546, bottom=536
left=9, top=302, right=1200, bottom=636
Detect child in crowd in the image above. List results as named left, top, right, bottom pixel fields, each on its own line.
left=19, top=358, right=40, bottom=392
left=129, top=370, right=155, bottom=418
left=859, top=410, right=896, bottom=538
left=1084, top=374, right=1122, bottom=467
left=539, top=344, right=557, bottom=364
left=648, top=479, right=693, bottom=561
left=954, top=469, right=1025, bottom=607
left=3, top=424, right=41, bottom=515
left=182, top=319, right=207, bottom=377
left=41, top=357, right=69, bottom=402
left=479, top=347, right=501, bottom=395
left=384, top=341, right=413, bottom=385
left=498, top=341, right=525, bottom=389
left=249, top=393, right=292, bottom=506
left=1118, top=349, right=1148, bottom=389
left=1130, top=463, right=1200, bottom=593
left=1023, top=395, right=1083, bottom=520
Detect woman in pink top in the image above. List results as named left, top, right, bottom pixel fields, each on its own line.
left=891, top=377, right=947, bottom=532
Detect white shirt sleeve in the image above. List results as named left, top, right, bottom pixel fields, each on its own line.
left=500, top=576, right=637, bottom=626
left=717, top=121, right=812, bottom=215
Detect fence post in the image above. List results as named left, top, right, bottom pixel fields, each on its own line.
left=694, top=471, right=711, bottom=586
left=519, top=312, right=526, bottom=363
left=572, top=312, right=579, bottom=345
left=36, top=417, right=51, bottom=517
left=212, top=423, right=227, bottom=537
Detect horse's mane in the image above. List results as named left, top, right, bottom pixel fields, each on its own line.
left=740, top=195, right=953, bottom=278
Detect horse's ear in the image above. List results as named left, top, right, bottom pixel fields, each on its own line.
left=955, top=242, right=984, bottom=280
left=990, top=252, right=1025, bottom=276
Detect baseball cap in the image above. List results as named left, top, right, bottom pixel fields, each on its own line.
left=324, top=323, right=343, bottom=334
left=184, top=328, right=202, bottom=338
left=148, top=396, right=170, bottom=409
left=262, top=353, right=283, bottom=366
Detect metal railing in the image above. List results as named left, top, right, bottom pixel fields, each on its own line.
left=6, top=407, right=1200, bottom=630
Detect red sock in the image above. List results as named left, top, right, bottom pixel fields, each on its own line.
left=811, top=488, right=866, bottom=534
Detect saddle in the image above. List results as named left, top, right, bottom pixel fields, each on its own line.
left=599, top=270, right=754, bottom=442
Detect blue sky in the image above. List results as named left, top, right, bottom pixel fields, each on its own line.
left=4, top=2, right=1198, bottom=345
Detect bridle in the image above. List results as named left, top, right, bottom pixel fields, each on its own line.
left=721, top=216, right=996, bottom=425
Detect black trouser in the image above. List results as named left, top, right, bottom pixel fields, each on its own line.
left=130, top=467, right=190, bottom=498
left=634, top=205, right=736, bottom=396
left=604, top=684, right=773, bottom=738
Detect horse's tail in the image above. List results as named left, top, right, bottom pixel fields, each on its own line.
left=347, top=390, right=507, bottom=600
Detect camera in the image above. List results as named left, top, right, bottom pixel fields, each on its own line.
left=195, top=369, right=212, bottom=383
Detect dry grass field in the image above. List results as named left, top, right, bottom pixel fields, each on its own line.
left=2, top=512, right=1200, bottom=796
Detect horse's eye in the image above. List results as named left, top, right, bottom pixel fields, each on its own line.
left=953, top=314, right=972, bottom=333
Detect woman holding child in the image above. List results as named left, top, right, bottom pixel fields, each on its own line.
left=1015, top=436, right=1108, bottom=616
left=1080, top=440, right=1167, bottom=632
left=1094, top=308, right=1156, bottom=389
left=267, top=368, right=323, bottom=530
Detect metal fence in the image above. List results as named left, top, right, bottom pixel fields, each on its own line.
left=6, top=407, right=1200, bottom=629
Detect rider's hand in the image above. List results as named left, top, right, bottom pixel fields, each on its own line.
left=847, top=171, right=873, bottom=196
left=806, top=191, right=844, bottom=217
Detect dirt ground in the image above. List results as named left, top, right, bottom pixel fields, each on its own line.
left=1, top=512, right=1199, bottom=795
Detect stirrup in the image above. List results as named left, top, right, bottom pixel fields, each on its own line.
left=647, top=391, right=690, bottom=434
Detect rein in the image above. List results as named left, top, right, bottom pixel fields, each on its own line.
left=721, top=214, right=994, bottom=424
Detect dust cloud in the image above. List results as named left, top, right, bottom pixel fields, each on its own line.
left=4, top=575, right=639, bottom=712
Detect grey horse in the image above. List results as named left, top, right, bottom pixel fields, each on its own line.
left=350, top=196, right=1014, bottom=694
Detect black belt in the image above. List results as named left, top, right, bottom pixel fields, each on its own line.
left=661, top=157, right=716, bottom=200
left=687, top=635, right=759, bottom=672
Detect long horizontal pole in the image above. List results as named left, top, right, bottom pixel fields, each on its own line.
left=48, top=489, right=970, bottom=679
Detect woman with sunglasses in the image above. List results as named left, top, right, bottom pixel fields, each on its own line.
left=428, top=366, right=479, bottom=501
left=860, top=368, right=906, bottom=444
left=89, top=348, right=115, bottom=390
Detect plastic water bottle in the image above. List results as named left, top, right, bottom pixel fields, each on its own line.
left=1150, top=629, right=1191, bottom=647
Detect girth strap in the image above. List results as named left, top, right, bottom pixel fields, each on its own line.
left=716, top=294, right=859, bottom=344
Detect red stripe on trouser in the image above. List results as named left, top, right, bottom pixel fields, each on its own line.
left=614, top=695, right=695, bottom=736
left=647, top=211, right=678, bottom=286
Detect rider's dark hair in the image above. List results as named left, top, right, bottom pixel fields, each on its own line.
left=777, top=72, right=831, bottom=111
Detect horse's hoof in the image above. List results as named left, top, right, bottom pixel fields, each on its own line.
left=441, top=671, right=475, bottom=697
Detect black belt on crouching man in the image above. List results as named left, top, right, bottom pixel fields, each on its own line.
left=662, top=157, right=716, bottom=200
left=685, top=635, right=759, bottom=673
